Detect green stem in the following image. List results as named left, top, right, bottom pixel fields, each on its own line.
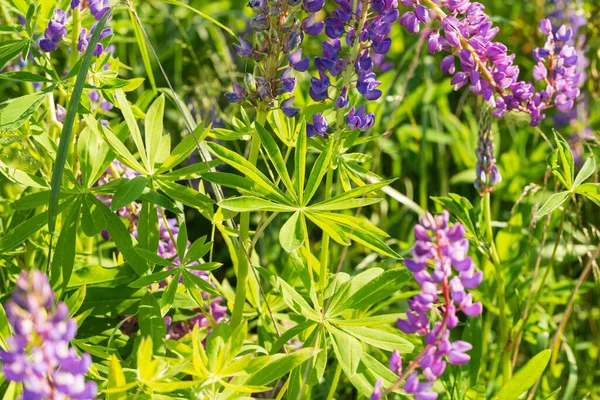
left=483, top=192, right=511, bottom=383
left=70, top=7, right=80, bottom=73
left=318, top=167, right=334, bottom=292
left=230, top=110, right=266, bottom=329
left=326, top=362, right=343, bottom=400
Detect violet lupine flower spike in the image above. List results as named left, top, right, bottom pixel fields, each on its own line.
left=474, top=106, right=501, bottom=194
left=0, top=270, right=97, bottom=400
left=308, top=0, right=399, bottom=136
left=375, top=211, right=483, bottom=399
left=398, top=0, right=582, bottom=126
left=226, top=0, right=324, bottom=118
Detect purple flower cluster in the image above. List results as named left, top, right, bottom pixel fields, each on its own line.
left=306, top=0, right=399, bottom=136
left=374, top=211, right=482, bottom=399
left=39, top=10, right=67, bottom=52
left=532, top=19, right=581, bottom=117
left=398, top=0, right=581, bottom=126
left=73, top=0, right=113, bottom=56
left=0, top=270, right=97, bottom=400
left=226, top=0, right=326, bottom=118
left=474, top=111, right=501, bottom=194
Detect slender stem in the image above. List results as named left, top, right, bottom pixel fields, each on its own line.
left=70, top=7, right=80, bottom=73
left=483, top=192, right=511, bottom=383
left=230, top=110, right=266, bottom=329
left=326, top=362, right=343, bottom=400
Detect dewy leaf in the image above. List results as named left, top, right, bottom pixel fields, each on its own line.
left=48, top=8, right=113, bottom=236
left=573, top=156, right=596, bottom=188
left=537, top=191, right=571, bottom=217
left=145, top=94, right=165, bottom=169
left=329, top=326, right=362, bottom=376
left=110, top=176, right=148, bottom=211
left=115, top=89, right=148, bottom=169
left=279, top=210, right=307, bottom=253
left=494, top=350, right=551, bottom=400
left=139, top=292, right=167, bottom=356
left=0, top=92, right=45, bottom=131
left=255, top=122, right=296, bottom=199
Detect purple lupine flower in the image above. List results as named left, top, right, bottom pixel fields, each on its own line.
left=399, top=0, right=582, bottom=126
left=289, top=49, right=309, bottom=72
left=374, top=211, right=482, bottom=400
left=370, top=379, right=384, bottom=400
left=281, top=97, right=300, bottom=118
left=346, top=106, right=375, bottom=131
left=0, top=270, right=97, bottom=400
left=77, top=28, right=89, bottom=52
left=475, top=110, right=502, bottom=194
left=226, top=0, right=312, bottom=112
left=309, top=71, right=331, bottom=102
left=39, top=9, right=68, bottom=52
left=306, top=113, right=329, bottom=138
left=89, top=0, right=110, bottom=20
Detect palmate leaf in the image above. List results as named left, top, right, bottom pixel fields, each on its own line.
left=255, top=121, right=296, bottom=200
left=115, top=89, right=149, bottom=170
left=279, top=210, right=307, bottom=253
left=144, top=94, right=165, bottom=168
left=303, top=138, right=335, bottom=205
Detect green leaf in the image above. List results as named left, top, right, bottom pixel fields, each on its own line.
left=91, top=196, right=148, bottom=275
left=0, top=40, right=28, bottom=70
left=294, top=121, right=307, bottom=204
left=206, top=142, right=289, bottom=204
left=255, top=122, right=296, bottom=199
left=494, top=350, right=551, bottom=400
left=279, top=210, right=307, bottom=253
left=303, top=139, right=335, bottom=205
left=155, top=180, right=214, bottom=211
left=432, top=194, right=479, bottom=240
left=311, top=179, right=395, bottom=208
left=50, top=199, right=81, bottom=292
left=340, top=326, right=413, bottom=352
left=161, top=270, right=180, bottom=315
left=345, top=229, right=401, bottom=259
left=145, top=94, right=165, bottom=168
left=110, top=176, right=148, bottom=211
left=269, top=321, right=315, bottom=355
left=77, top=127, right=98, bottom=187
left=245, top=348, right=318, bottom=386
left=277, top=278, right=319, bottom=321
left=573, top=156, right=595, bottom=188
left=64, top=285, right=87, bottom=318
left=107, top=355, right=128, bottom=400
left=81, top=194, right=107, bottom=237
left=139, top=292, right=167, bottom=355
left=115, top=89, right=148, bottom=170
left=0, top=198, right=72, bottom=253
left=309, top=198, right=382, bottom=211
left=182, top=269, right=219, bottom=296
left=184, top=236, right=211, bottom=264
left=305, top=212, right=350, bottom=246
left=128, top=8, right=156, bottom=93
left=316, top=211, right=389, bottom=238
left=574, top=182, right=600, bottom=206
left=219, top=196, right=297, bottom=212
left=138, top=201, right=159, bottom=253
left=550, top=132, right=575, bottom=190
left=0, top=303, right=11, bottom=349
left=129, top=270, right=174, bottom=288
left=329, top=326, right=362, bottom=376
left=537, top=191, right=571, bottom=217
left=462, top=315, right=483, bottom=386
left=48, top=8, right=113, bottom=235
left=134, top=247, right=176, bottom=267
left=343, top=268, right=410, bottom=311
left=156, top=125, right=209, bottom=174
left=0, top=71, right=51, bottom=82
left=0, top=92, right=45, bottom=131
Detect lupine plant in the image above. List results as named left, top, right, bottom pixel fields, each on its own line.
left=0, top=0, right=599, bottom=399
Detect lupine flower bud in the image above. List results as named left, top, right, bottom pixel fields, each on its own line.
left=0, top=270, right=97, bottom=400
left=39, top=9, right=68, bottom=52
left=306, top=113, right=329, bottom=138
left=475, top=108, right=502, bottom=194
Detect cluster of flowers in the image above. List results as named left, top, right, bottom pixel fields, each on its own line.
left=398, top=0, right=581, bottom=126
left=226, top=0, right=326, bottom=118
left=72, top=0, right=113, bottom=56
left=372, top=211, right=482, bottom=399
left=306, top=0, right=400, bottom=137
left=96, top=161, right=227, bottom=338
left=0, top=270, right=97, bottom=399
left=39, top=9, right=68, bottom=52
left=474, top=109, right=501, bottom=194
left=546, top=0, right=591, bottom=163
